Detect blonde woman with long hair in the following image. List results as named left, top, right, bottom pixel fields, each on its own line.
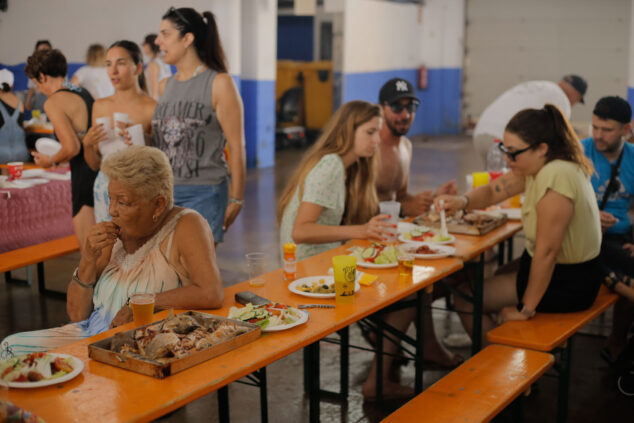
left=278, top=100, right=392, bottom=259
left=278, top=100, right=414, bottom=400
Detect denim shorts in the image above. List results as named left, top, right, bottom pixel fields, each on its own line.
left=173, top=180, right=228, bottom=243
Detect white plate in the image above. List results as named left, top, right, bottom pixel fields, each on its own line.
left=288, top=276, right=361, bottom=299
left=397, top=221, right=431, bottom=234
left=35, top=138, right=62, bottom=156
left=354, top=257, right=398, bottom=269
left=402, top=242, right=456, bottom=259
left=20, top=169, right=45, bottom=178
left=5, top=353, right=84, bottom=389
left=263, top=307, right=309, bottom=332
left=398, top=233, right=456, bottom=245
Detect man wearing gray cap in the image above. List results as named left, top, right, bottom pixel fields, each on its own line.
left=377, top=77, right=457, bottom=217
left=473, top=75, right=587, bottom=167
left=581, top=96, right=634, bottom=364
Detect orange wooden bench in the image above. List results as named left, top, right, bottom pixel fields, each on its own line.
left=0, top=235, right=79, bottom=296
left=382, top=344, right=554, bottom=423
left=487, top=286, right=618, bottom=423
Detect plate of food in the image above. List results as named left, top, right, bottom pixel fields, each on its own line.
left=0, top=352, right=83, bottom=388
left=399, top=228, right=455, bottom=244
left=403, top=242, right=456, bottom=259
left=350, top=243, right=398, bottom=268
left=288, top=276, right=361, bottom=298
left=35, top=138, right=62, bottom=156
left=228, top=302, right=308, bottom=332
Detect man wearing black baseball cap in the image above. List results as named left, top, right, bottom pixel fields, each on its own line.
left=377, top=78, right=457, bottom=216
left=375, top=78, right=462, bottom=371
left=474, top=74, right=587, bottom=168
left=581, top=96, right=634, bottom=364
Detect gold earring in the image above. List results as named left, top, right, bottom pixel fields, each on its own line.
left=152, top=215, right=158, bottom=222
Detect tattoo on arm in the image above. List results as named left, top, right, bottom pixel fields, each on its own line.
left=495, top=184, right=501, bottom=193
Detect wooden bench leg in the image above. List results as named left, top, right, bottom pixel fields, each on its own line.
left=557, top=339, right=572, bottom=423
left=415, top=289, right=425, bottom=394
left=307, top=341, right=320, bottom=423
left=257, top=368, right=268, bottom=423
left=217, top=385, right=230, bottom=423
left=472, top=254, right=485, bottom=354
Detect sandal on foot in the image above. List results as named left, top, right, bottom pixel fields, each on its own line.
left=603, top=271, right=631, bottom=292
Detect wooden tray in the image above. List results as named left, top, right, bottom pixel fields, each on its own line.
left=88, top=311, right=260, bottom=378
left=414, top=211, right=508, bottom=236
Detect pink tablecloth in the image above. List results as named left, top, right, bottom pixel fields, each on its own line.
left=0, top=179, right=74, bottom=253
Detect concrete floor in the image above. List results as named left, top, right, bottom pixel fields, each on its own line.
left=2, top=134, right=633, bottom=422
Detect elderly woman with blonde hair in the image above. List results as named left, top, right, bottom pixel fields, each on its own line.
left=1, top=146, right=224, bottom=356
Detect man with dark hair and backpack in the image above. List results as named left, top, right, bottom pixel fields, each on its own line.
left=581, top=96, right=634, bottom=364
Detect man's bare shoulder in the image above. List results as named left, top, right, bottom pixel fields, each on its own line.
left=400, top=136, right=413, bottom=151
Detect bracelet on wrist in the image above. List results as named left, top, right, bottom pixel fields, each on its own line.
left=461, top=194, right=470, bottom=209
left=71, top=267, right=95, bottom=289
left=516, top=302, right=536, bottom=318
left=229, top=197, right=244, bottom=206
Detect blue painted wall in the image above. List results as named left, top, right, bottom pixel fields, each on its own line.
left=1, top=62, right=87, bottom=91
left=628, top=87, right=634, bottom=111
left=241, top=79, right=276, bottom=169
left=277, top=16, right=314, bottom=61
left=342, top=67, right=462, bottom=135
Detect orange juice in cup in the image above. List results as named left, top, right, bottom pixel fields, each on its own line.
left=510, top=194, right=522, bottom=208
left=472, top=171, right=490, bottom=188
left=129, top=293, right=155, bottom=326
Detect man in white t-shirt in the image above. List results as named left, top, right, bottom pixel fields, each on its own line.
left=473, top=74, right=587, bottom=167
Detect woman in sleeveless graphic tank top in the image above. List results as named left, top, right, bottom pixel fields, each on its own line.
left=25, top=49, right=98, bottom=251
left=152, top=7, right=246, bottom=244
left=82, top=40, right=157, bottom=223
left=1, top=146, right=224, bottom=356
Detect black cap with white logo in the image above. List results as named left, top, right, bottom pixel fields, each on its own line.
left=379, top=78, right=420, bottom=104
left=562, top=74, right=588, bottom=104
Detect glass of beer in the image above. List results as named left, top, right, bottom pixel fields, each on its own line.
left=333, top=255, right=356, bottom=304
left=129, top=293, right=155, bottom=326
left=397, top=248, right=415, bottom=279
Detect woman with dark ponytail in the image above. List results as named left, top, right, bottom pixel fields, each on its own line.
left=153, top=7, right=246, bottom=244
left=436, top=104, right=602, bottom=345
left=82, top=40, right=157, bottom=223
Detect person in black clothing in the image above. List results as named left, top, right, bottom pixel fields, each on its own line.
left=25, top=49, right=98, bottom=251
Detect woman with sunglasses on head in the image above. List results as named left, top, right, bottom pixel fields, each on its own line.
left=436, top=104, right=602, bottom=346
left=152, top=7, right=245, bottom=244
left=25, top=48, right=98, bottom=252
left=81, top=40, right=157, bottom=223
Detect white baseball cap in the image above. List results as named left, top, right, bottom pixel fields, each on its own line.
left=0, top=69, right=14, bottom=88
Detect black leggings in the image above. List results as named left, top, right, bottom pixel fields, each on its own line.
left=516, top=250, right=602, bottom=313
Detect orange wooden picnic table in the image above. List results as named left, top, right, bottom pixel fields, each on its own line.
left=7, top=242, right=463, bottom=423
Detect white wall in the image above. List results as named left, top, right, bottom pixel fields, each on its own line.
left=343, top=0, right=421, bottom=73
left=629, top=0, right=634, bottom=89
left=240, top=0, right=277, bottom=80
left=420, top=0, right=464, bottom=69
left=0, top=0, right=241, bottom=73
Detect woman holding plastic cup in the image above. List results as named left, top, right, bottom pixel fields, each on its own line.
left=25, top=49, right=98, bottom=251
left=0, top=146, right=224, bottom=356
left=278, top=101, right=412, bottom=400
left=435, top=104, right=603, bottom=346
left=81, top=40, right=157, bottom=223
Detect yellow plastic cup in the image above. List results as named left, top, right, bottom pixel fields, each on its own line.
left=472, top=171, right=490, bottom=188
left=510, top=194, right=522, bottom=208
left=333, top=255, right=356, bottom=304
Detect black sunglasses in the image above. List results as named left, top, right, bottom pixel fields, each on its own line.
left=497, top=142, right=534, bottom=162
left=168, top=7, right=190, bottom=26
left=388, top=100, right=419, bottom=114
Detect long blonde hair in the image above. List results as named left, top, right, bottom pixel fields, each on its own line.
left=277, top=100, right=382, bottom=226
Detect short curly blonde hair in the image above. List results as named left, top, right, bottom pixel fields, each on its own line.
left=101, top=146, right=174, bottom=208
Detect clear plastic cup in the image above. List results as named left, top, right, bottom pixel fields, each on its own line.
left=246, top=252, right=266, bottom=287
left=379, top=201, right=401, bottom=242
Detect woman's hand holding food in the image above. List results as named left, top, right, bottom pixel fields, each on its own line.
left=85, top=222, right=119, bottom=262
left=434, top=194, right=468, bottom=215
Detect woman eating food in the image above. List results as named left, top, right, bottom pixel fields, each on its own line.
left=1, top=146, right=224, bottom=356
left=436, top=104, right=602, bottom=346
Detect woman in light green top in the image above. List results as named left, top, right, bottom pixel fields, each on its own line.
left=278, top=100, right=416, bottom=400
left=278, top=101, right=393, bottom=260
left=437, top=104, right=602, bottom=346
